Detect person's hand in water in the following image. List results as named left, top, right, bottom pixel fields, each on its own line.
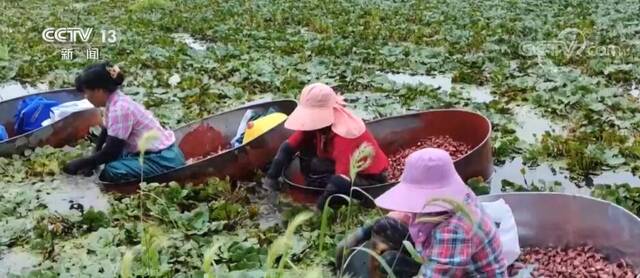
left=63, top=158, right=94, bottom=176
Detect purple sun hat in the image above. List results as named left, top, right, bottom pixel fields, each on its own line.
left=375, top=148, right=476, bottom=213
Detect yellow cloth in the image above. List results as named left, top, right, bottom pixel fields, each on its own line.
left=242, top=112, right=287, bottom=144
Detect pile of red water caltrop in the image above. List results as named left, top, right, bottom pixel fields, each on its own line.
left=510, top=245, right=637, bottom=278
left=388, top=136, right=471, bottom=181
left=185, top=147, right=228, bottom=164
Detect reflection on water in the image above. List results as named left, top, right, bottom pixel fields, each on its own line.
left=383, top=72, right=453, bottom=92
left=456, top=84, right=494, bottom=103
left=512, top=106, right=563, bottom=144
left=0, top=248, right=40, bottom=276
left=43, top=176, right=110, bottom=213
left=491, top=157, right=640, bottom=196
left=490, top=157, right=587, bottom=195
left=588, top=171, right=640, bottom=187
left=171, top=33, right=209, bottom=50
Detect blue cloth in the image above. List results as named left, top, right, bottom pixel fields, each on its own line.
left=14, top=96, right=60, bottom=135
left=99, top=144, right=186, bottom=183
left=0, top=124, right=8, bottom=141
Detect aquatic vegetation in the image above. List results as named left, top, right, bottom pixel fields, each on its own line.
left=1, top=0, right=640, bottom=276
left=592, top=184, right=640, bottom=216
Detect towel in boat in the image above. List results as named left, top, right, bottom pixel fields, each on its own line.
left=482, top=198, right=521, bottom=264
left=41, top=99, right=94, bottom=126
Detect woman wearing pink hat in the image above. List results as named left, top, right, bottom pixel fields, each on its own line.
left=263, top=83, right=389, bottom=209
left=338, top=148, right=507, bottom=277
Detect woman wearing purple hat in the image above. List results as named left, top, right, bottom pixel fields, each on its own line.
left=338, top=148, right=507, bottom=277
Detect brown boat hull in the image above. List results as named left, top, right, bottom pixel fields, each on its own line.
left=284, top=109, right=493, bottom=204
left=99, top=100, right=297, bottom=193
left=0, top=89, right=102, bottom=156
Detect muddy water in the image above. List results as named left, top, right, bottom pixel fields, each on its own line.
left=242, top=182, right=284, bottom=230
left=43, top=176, right=110, bottom=213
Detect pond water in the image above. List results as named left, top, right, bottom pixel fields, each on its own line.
left=383, top=72, right=496, bottom=104
left=171, top=33, right=209, bottom=51
left=0, top=248, right=40, bottom=276
left=384, top=72, right=453, bottom=92
left=491, top=157, right=640, bottom=195
left=512, top=105, right=563, bottom=144
left=0, top=82, right=41, bottom=101
left=42, top=176, right=110, bottom=214
left=456, top=84, right=494, bottom=103
left=630, top=82, right=639, bottom=99
left=250, top=187, right=283, bottom=230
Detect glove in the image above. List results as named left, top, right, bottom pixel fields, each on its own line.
left=315, top=175, right=351, bottom=211
left=371, top=216, right=413, bottom=253
left=335, top=223, right=373, bottom=269
left=63, top=158, right=96, bottom=175
left=261, top=176, right=281, bottom=191
left=63, top=135, right=126, bottom=175
left=380, top=250, right=422, bottom=277
left=93, top=127, right=108, bottom=152
left=266, top=142, right=296, bottom=180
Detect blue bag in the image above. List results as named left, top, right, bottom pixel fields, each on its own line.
left=0, top=124, right=7, bottom=141
left=13, top=96, right=60, bottom=135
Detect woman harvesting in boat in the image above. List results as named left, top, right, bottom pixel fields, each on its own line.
left=263, top=83, right=389, bottom=209
left=337, top=148, right=507, bottom=277
left=63, top=62, right=185, bottom=182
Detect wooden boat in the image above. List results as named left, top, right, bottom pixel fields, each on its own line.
left=283, top=109, right=493, bottom=204
left=0, top=88, right=102, bottom=156
left=342, top=192, right=640, bottom=277
left=99, top=100, right=297, bottom=194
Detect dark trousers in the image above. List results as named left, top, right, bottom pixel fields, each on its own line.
left=299, top=146, right=388, bottom=207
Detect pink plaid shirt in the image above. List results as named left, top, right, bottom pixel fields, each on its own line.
left=105, top=91, right=175, bottom=153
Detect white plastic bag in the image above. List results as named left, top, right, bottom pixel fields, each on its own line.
left=41, top=99, right=94, bottom=126
left=481, top=199, right=521, bottom=264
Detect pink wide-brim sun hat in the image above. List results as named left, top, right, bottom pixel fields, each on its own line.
left=375, top=148, right=475, bottom=213
left=285, top=83, right=336, bottom=131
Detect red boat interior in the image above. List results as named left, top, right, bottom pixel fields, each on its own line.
left=367, top=109, right=492, bottom=163
left=179, top=124, right=231, bottom=162
left=285, top=109, right=493, bottom=203
left=172, top=102, right=293, bottom=163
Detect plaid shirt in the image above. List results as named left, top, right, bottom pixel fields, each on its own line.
left=105, top=91, right=175, bottom=153
left=419, top=201, right=508, bottom=278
